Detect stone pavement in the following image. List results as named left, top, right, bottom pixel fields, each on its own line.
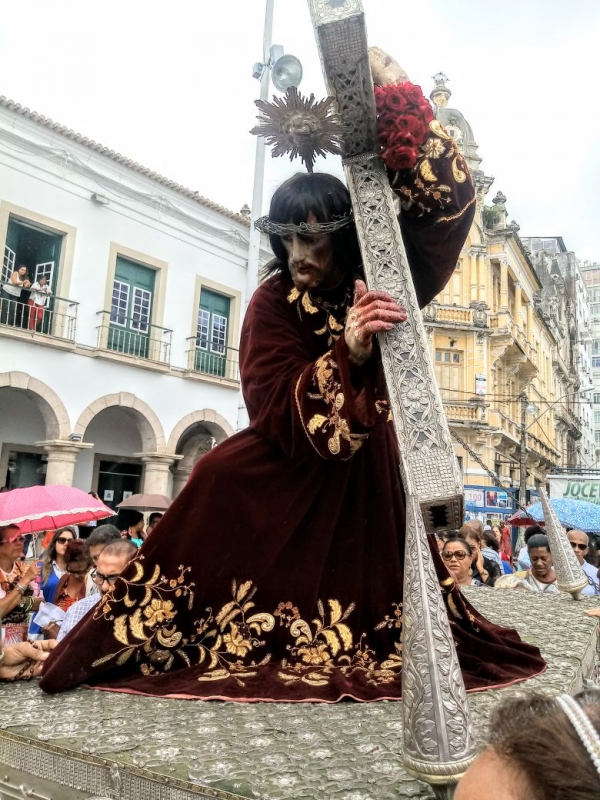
left=0, top=588, right=598, bottom=800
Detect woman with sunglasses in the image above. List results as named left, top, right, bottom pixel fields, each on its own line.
left=442, top=536, right=490, bottom=588
left=40, top=527, right=77, bottom=602
left=49, top=540, right=91, bottom=617
left=0, top=525, right=42, bottom=644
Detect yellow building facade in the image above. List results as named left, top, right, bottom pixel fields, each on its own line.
left=425, top=75, right=582, bottom=507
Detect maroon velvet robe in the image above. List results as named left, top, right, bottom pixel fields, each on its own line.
left=40, top=128, right=545, bottom=701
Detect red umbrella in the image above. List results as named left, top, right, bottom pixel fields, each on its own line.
left=0, top=485, right=114, bottom=535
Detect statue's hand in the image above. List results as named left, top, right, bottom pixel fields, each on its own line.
left=345, top=280, right=407, bottom=366
left=368, top=47, right=409, bottom=87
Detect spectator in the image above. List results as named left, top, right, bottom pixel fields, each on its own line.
left=57, top=540, right=137, bottom=642
left=145, top=512, right=163, bottom=539
left=482, top=529, right=503, bottom=568
left=441, top=536, right=489, bottom=588
left=459, top=526, right=498, bottom=586
left=121, top=511, right=144, bottom=547
left=26, top=275, right=52, bottom=331
left=463, top=518, right=484, bottom=537
left=455, top=689, right=600, bottom=800
left=0, top=525, right=42, bottom=644
left=492, top=523, right=512, bottom=568
left=84, top=524, right=121, bottom=596
left=514, top=534, right=558, bottom=593
left=568, top=530, right=600, bottom=596
left=517, top=524, right=545, bottom=570
left=40, top=527, right=76, bottom=602
left=1, top=265, right=30, bottom=326
left=0, top=639, right=58, bottom=681
left=50, top=540, right=91, bottom=613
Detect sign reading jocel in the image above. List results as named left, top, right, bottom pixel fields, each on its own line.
left=548, top=475, right=600, bottom=505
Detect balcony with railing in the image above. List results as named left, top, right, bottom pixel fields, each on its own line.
left=96, top=311, right=172, bottom=364
left=422, top=303, right=488, bottom=328
left=186, top=338, right=240, bottom=382
left=0, top=294, right=78, bottom=341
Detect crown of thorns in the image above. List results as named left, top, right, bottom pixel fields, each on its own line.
left=254, top=214, right=353, bottom=236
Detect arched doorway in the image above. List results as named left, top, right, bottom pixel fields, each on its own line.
left=168, top=410, right=234, bottom=497
left=72, top=395, right=164, bottom=510
left=0, top=373, right=70, bottom=489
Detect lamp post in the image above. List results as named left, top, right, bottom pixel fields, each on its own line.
left=238, top=1, right=303, bottom=432
left=519, top=392, right=538, bottom=509
left=245, top=1, right=303, bottom=308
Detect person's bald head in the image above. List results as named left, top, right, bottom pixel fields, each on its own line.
left=567, top=529, right=589, bottom=565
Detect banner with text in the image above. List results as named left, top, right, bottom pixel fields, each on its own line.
left=547, top=475, right=600, bottom=505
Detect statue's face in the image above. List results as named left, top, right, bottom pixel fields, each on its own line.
left=432, top=91, right=448, bottom=108
left=281, top=213, right=343, bottom=291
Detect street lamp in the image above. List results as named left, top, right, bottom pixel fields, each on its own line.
left=519, top=392, right=538, bottom=510
left=245, top=1, right=303, bottom=308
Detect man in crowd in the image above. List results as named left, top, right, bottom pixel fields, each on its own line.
left=84, top=524, right=121, bottom=596
left=514, top=534, right=558, bottom=593
left=57, top=540, right=137, bottom=642
left=567, top=530, right=600, bottom=596
left=145, top=512, right=163, bottom=539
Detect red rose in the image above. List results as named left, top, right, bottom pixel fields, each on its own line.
left=385, top=90, right=409, bottom=113
left=377, top=112, right=398, bottom=130
left=405, top=82, right=425, bottom=104
left=382, top=144, right=420, bottom=170
left=388, top=131, right=417, bottom=149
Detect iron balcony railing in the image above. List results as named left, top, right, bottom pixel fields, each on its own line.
left=186, top=338, right=240, bottom=381
left=0, top=294, right=78, bottom=341
left=96, top=311, right=172, bottom=364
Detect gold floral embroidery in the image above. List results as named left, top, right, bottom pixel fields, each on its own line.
left=96, top=570, right=404, bottom=690
left=287, top=287, right=300, bottom=303
left=429, top=119, right=454, bottom=141
left=419, top=158, right=438, bottom=182
left=451, top=155, right=467, bottom=183
left=91, top=559, right=195, bottom=671
left=422, top=136, right=446, bottom=159
left=299, top=351, right=369, bottom=457
left=301, top=291, right=318, bottom=314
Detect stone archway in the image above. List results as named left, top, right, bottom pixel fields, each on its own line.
left=168, top=410, right=235, bottom=496
left=167, top=409, right=234, bottom=453
left=0, top=371, right=70, bottom=440
left=73, top=392, right=166, bottom=453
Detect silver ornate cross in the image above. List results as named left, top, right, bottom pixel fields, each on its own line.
left=307, top=1, right=476, bottom=793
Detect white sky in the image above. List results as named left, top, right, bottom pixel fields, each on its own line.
left=0, top=0, right=599, bottom=260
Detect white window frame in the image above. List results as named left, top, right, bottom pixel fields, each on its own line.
left=131, top=287, right=152, bottom=333
left=110, top=280, right=130, bottom=327
left=34, top=261, right=54, bottom=286
left=210, top=313, right=227, bottom=355
left=2, top=246, right=15, bottom=286
left=196, top=309, right=210, bottom=350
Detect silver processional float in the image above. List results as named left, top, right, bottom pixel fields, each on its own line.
left=251, top=1, right=587, bottom=795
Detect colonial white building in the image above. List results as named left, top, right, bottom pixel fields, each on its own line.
left=0, top=96, right=268, bottom=505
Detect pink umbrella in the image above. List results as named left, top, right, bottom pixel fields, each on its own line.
left=0, top=485, right=114, bottom=535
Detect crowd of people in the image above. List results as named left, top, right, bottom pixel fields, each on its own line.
left=437, top=518, right=600, bottom=596
left=0, top=264, right=52, bottom=330
left=0, top=507, right=163, bottom=650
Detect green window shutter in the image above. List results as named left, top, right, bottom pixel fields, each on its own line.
left=196, top=289, right=230, bottom=375
left=109, top=257, right=156, bottom=357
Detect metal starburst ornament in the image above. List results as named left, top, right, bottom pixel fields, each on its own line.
left=250, top=87, right=344, bottom=173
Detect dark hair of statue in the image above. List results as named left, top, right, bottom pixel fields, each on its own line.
left=261, top=173, right=363, bottom=281
left=487, top=690, right=600, bottom=800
